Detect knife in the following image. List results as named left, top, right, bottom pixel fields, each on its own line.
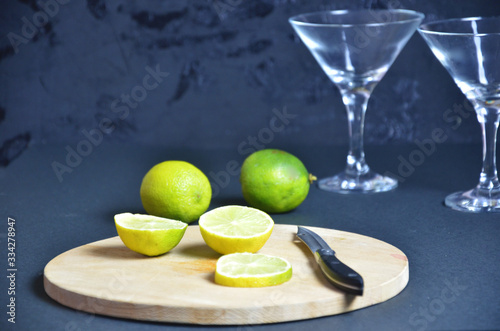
left=297, top=226, right=364, bottom=296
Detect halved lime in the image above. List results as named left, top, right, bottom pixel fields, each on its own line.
left=198, top=205, right=274, bottom=254
left=115, top=213, right=187, bottom=256
left=215, top=253, right=292, bottom=287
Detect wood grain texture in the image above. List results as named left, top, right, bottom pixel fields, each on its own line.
left=43, top=224, right=409, bottom=325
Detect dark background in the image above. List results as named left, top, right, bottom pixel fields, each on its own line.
left=1, top=0, right=500, bottom=165
left=2, top=2, right=500, bottom=330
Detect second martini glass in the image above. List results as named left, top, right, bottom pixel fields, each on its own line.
left=419, top=16, right=500, bottom=212
left=289, top=9, right=424, bottom=193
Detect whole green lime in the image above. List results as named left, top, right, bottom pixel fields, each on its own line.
left=140, top=161, right=211, bottom=224
left=240, top=149, right=316, bottom=213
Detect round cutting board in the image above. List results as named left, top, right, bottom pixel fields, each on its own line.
left=44, top=224, right=409, bottom=325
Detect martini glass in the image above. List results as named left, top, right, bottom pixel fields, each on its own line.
left=419, top=17, right=500, bottom=212
left=289, top=9, right=424, bottom=194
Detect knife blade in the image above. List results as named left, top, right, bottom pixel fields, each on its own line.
left=297, top=226, right=364, bottom=296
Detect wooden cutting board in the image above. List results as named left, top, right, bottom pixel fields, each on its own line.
left=44, top=224, right=409, bottom=325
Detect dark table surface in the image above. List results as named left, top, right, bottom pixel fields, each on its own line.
left=1, top=142, right=499, bottom=330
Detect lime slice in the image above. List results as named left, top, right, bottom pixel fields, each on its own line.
left=115, top=213, right=187, bottom=256
left=198, top=205, right=274, bottom=254
left=215, top=253, right=292, bottom=287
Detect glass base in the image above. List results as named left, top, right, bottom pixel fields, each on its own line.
left=317, top=170, right=398, bottom=194
left=445, top=187, right=500, bottom=213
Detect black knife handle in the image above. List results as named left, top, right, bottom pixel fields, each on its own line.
left=316, top=248, right=364, bottom=296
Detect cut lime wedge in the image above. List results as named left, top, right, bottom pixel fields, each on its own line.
left=115, top=213, right=187, bottom=256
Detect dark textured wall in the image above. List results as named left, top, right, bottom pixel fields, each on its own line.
left=1, top=0, right=500, bottom=164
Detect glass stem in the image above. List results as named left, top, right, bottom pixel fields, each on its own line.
left=340, top=87, right=372, bottom=176
left=476, top=107, right=500, bottom=192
